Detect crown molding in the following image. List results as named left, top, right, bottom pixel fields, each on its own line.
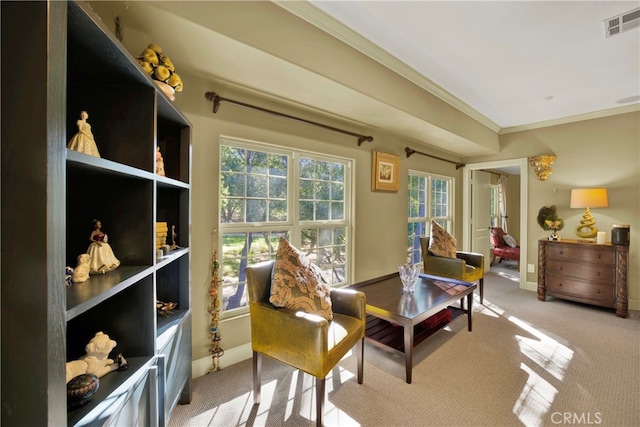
left=273, top=0, right=501, bottom=134
left=499, top=104, right=640, bottom=134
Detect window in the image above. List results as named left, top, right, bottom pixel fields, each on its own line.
left=219, top=138, right=353, bottom=315
left=407, top=170, right=454, bottom=265
left=489, top=185, right=500, bottom=228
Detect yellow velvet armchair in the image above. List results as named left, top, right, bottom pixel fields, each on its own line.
left=245, top=260, right=366, bottom=426
left=420, top=236, right=486, bottom=304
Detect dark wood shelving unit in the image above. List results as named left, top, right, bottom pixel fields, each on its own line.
left=2, top=1, right=192, bottom=425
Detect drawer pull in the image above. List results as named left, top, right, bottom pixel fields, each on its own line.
left=596, top=272, right=601, bottom=276
left=558, top=283, right=563, bottom=287
left=596, top=254, right=601, bottom=258
left=595, top=289, right=600, bottom=293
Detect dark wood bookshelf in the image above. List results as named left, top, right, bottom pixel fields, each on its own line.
left=2, top=1, right=192, bottom=425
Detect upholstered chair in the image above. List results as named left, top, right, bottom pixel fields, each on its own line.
left=245, top=260, right=366, bottom=427
left=420, top=237, right=486, bottom=304
left=490, top=227, right=521, bottom=266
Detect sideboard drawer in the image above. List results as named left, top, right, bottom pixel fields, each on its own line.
left=545, top=275, right=615, bottom=304
left=546, top=259, right=615, bottom=282
left=547, top=244, right=615, bottom=264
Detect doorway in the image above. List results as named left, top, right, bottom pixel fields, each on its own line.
left=462, top=158, right=528, bottom=290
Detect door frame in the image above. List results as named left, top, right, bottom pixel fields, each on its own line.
left=462, top=158, right=529, bottom=290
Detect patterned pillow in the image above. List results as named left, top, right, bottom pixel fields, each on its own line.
left=503, top=234, right=518, bottom=248
left=270, top=237, right=333, bottom=320
left=428, top=220, right=457, bottom=259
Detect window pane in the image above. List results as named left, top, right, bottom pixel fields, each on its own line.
left=300, top=226, right=346, bottom=285
left=221, top=146, right=245, bottom=172
left=300, top=201, right=314, bottom=221
left=222, top=173, right=244, bottom=197
left=269, top=200, right=287, bottom=222
left=300, top=179, right=314, bottom=199
left=247, top=175, right=267, bottom=198
left=300, top=158, right=314, bottom=178
left=269, top=176, right=287, bottom=199
left=299, top=157, right=346, bottom=223
left=316, top=161, right=331, bottom=180
left=331, top=163, right=345, bottom=182
left=316, top=181, right=330, bottom=201
left=221, top=230, right=288, bottom=311
left=268, top=153, right=287, bottom=177
left=316, top=201, right=329, bottom=220
left=247, top=151, right=267, bottom=174
left=331, top=202, right=344, bottom=220
left=331, top=182, right=344, bottom=200
left=246, top=199, right=266, bottom=222
left=220, top=199, right=244, bottom=223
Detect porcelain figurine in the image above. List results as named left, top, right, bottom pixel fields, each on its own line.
left=87, top=219, right=120, bottom=274
left=67, top=111, right=101, bottom=157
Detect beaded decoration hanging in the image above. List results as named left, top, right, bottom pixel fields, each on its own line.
left=209, top=250, right=224, bottom=372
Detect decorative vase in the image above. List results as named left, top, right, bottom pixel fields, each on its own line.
left=549, top=230, right=560, bottom=241
left=155, top=80, right=175, bottom=102
left=398, top=263, right=420, bottom=293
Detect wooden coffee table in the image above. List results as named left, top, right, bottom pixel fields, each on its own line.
left=348, top=272, right=476, bottom=383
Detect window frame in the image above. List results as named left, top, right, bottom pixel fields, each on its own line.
left=407, top=169, right=455, bottom=267
left=218, top=136, right=355, bottom=318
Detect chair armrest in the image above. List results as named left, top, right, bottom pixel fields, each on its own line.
left=456, top=251, right=484, bottom=269
left=330, top=288, right=366, bottom=321
left=424, top=255, right=466, bottom=276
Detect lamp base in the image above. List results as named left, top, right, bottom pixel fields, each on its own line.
left=575, top=207, right=598, bottom=238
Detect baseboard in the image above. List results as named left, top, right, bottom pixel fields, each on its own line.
left=192, top=343, right=253, bottom=379
left=525, top=281, right=537, bottom=292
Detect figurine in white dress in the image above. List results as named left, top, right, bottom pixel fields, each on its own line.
left=68, top=111, right=101, bottom=157
left=87, top=219, right=120, bottom=274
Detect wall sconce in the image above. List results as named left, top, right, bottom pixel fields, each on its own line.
left=529, top=155, right=556, bottom=181
left=570, top=188, right=608, bottom=239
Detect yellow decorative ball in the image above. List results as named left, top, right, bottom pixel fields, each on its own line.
left=154, top=65, right=171, bottom=82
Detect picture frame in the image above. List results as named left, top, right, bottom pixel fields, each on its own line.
left=371, top=151, right=400, bottom=192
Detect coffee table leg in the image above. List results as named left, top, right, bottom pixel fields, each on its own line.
left=404, top=324, right=414, bottom=384
left=467, top=292, right=473, bottom=332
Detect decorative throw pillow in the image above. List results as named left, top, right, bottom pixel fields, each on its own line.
left=428, top=220, right=457, bottom=259
left=503, top=234, right=518, bottom=248
left=270, top=237, right=333, bottom=320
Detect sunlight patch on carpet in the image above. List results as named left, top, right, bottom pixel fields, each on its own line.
left=510, top=315, right=574, bottom=381
left=513, top=363, right=558, bottom=427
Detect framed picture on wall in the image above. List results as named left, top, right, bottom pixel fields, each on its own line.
left=371, top=151, right=400, bottom=192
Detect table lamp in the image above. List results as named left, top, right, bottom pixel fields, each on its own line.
left=570, top=188, right=608, bottom=239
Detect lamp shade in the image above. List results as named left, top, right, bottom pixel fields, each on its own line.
left=570, top=188, right=608, bottom=208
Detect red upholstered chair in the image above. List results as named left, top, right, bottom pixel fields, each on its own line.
left=490, top=227, right=520, bottom=267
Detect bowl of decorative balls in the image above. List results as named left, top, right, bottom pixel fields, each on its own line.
left=137, top=43, right=183, bottom=101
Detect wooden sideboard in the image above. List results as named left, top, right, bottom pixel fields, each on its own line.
left=538, top=239, right=629, bottom=317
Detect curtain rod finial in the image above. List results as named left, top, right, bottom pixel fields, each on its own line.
left=357, top=136, right=374, bottom=146
left=204, top=91, right=222, bottom=113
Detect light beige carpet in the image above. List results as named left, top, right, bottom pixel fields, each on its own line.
left=169, top=271, right=639, bottom=427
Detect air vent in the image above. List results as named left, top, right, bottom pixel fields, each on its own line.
left=604, top=7, right=640, bottom=38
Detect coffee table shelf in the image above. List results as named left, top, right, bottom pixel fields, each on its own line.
left=364, top=307, right=466, bottom=353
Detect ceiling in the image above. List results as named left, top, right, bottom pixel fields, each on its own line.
left=293, top=0, right=640, bottom=130
left=91, top=1, right=640, bottom=159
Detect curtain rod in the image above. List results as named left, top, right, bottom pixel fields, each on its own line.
left=404, top=147, right=465, bottom=169
left=204, top=91, right=374, bottom=146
